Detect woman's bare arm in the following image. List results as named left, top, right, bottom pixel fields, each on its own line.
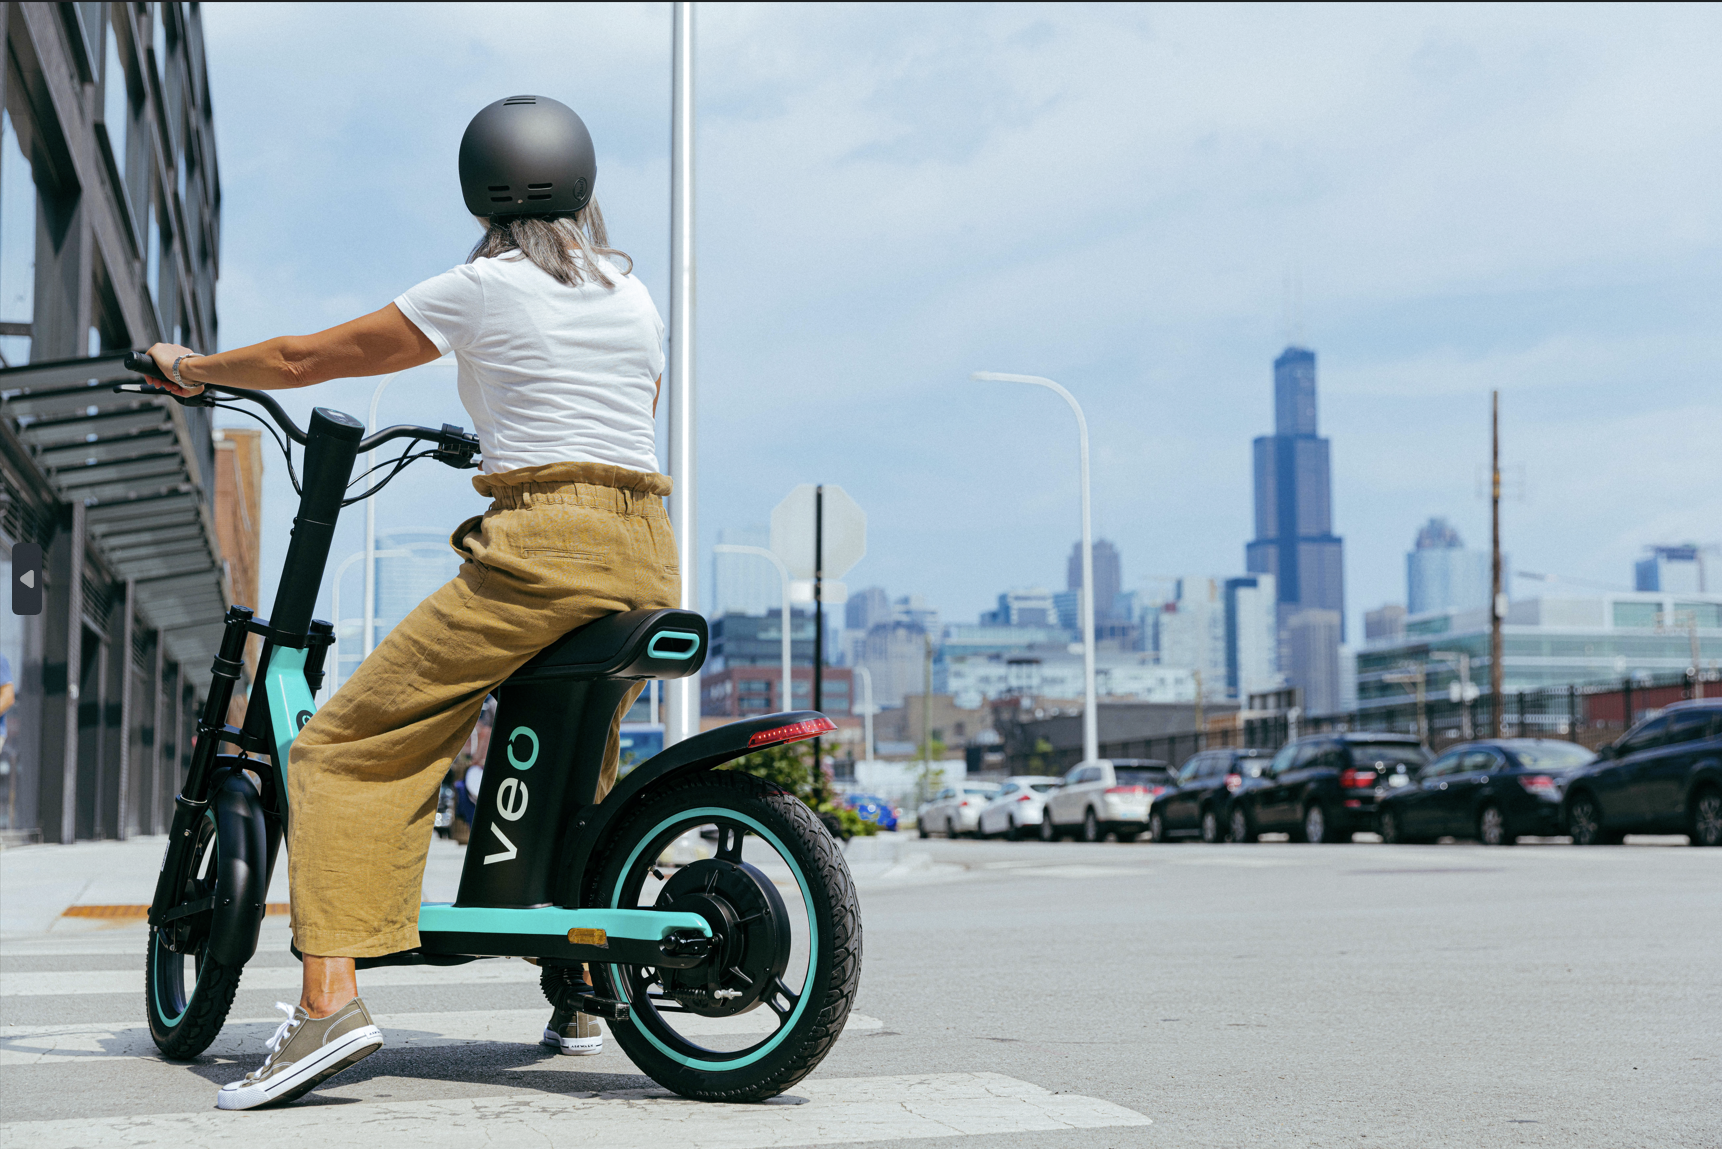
left=147, top=304, right=440, bottom=397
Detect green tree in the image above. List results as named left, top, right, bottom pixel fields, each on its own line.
left=721, top=741, right=876, bottom=838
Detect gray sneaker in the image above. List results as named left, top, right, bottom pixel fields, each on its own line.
left=541, top=1006, right=603, bottom=1055
left=217, top=999, right=384, bottom=1110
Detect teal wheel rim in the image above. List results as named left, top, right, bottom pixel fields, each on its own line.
left=609, top=807, right=817, bottom=1070
left=150, top=812, right=217, bottom=1028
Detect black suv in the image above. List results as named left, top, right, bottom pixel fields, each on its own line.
left=1562, top=699, right=1722, bottom=847
left=1151, top=748, right=1272, bottom=842
left=1231, top=733, right=1430, bottom=843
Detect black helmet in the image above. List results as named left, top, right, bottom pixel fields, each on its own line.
left=458, top=95, right=596, bottom=218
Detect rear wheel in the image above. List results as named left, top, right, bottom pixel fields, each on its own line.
left=1692, top=787, right=1722, bottom=847
left=1004, top=817, right=1021, bottom=842
left=146, top=811, right=245, bottom=1059
left=1201, top=809, right=1222, bottom=843
left=1478, top=804, right=1515, bottom=847
left=946, top=817, right=959, bottom=839
left=1300, top=803, right=1326, bottom=844
left=1147, top=811, right=1166, bottom=843
left=1082, top=808, right=1103, bottom=843
left=1039, top=815, right=1058, bottom=842
left=917, top=818, right=929, bottom=839
left=587, top=771, right=860, bottom=1102
left=1230, top=805, right=1258, bottom=844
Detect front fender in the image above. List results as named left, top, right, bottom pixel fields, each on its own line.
left=559, top=711, right=831, bottom=904
left=205, top=770, right=274, bottom=967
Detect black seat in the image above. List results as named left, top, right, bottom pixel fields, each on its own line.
left=507, top=609, right=707, bottom=684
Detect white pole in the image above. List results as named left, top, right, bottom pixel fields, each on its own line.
left=855, top=664, right=875, bottom=762
left=363, top=372, right=400, bottom=657
left=329, top=548, right=408, bottom=697
left=973, top=372, right=1098, bottom=766
left=715, top=544, right=791, bottom=714
left=665, top=1, right=698, bottom=746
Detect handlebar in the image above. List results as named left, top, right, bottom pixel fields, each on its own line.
left=116, top=350, right=480, bottom=463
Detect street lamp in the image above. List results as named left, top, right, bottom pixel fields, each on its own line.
left=329, top=547, right=408, bottom=696
left=972, top=372, right=1098, bottom=767
left=713, top=544, right=791, bottom=715
left=1382, top=665, right=1430, bottom=746
left=1430, top=651, right=1476, bottom=740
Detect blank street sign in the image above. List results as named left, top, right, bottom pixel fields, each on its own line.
left=771, top=484, right=866, bottom=581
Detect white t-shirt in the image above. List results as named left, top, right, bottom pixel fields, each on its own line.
left=393, top=252, right=665, bottom=475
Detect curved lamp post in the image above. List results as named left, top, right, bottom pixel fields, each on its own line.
left=972, top=371, right=1098, bottom=767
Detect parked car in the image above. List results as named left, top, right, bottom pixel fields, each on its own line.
left=976, top=776, right=1063, bottom=839
left=1378, top=739, right=1596, bottom=845
left=1042, top=759, right=1173, bottom=842
left=434, top=781, right=456, bottom=839
left=1562, top=699, right=1722, bottom=847
left=916, top=783, right=1002, bottom=838
left=843, top=792, right=900, bottom=832
left=1151, top=749, right=1272, bottom=842
left=1230, top=734, right=1429, bottom=843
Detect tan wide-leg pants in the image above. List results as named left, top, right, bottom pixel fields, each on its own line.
left=287, top=462, right=679, bottom=958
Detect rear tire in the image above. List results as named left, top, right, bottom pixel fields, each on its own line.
left=1004, top=817, right=1020, bottom=842
left=1568, top=793, right=1622, bottom=845
left=1147, top=811, right=1166, bottom=843
left=1688, top=786, right=1721, bottom=847
left=587, top=771, right=860, bottom=1102
left=1230, top=805, right=1258, bottom=844
left=1201, top=809, right=1221, bottom=843
left=1039, top=815, right=1058, bottom=842
left=1478, top=804, right=1515, bottom=846
left=946, top=817, right=959, bottom=839
left=1082, top=808, right=1103, bottom=843
left=1302, top=802, right=1341, bottom=844
left=917, top=819, right=929, bottom=839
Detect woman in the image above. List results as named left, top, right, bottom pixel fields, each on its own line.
left=146, top=96, right=674, bottom=1110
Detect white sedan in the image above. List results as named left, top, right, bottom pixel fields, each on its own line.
left=977, top=776, right=1063, bottom=840
left=916, top=783, right=1002, bottom=838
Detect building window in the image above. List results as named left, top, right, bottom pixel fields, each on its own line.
left=0, top=111, right=36, bottom=366
left=103, top=18, right=130, bottom=211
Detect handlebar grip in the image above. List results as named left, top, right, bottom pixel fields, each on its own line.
left=124, top=351, right=171, bottom=382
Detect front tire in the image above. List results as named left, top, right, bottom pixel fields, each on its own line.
left=1230, top=805, right=1258, bottom=844
left=1201, top=809, right=1221, bottom=843
left=1004, top=817, right=1021, bottom=842
left=1147, top=811, right=1166, bottom=843
left=1567, top=794, right=1622, bottom=846
left=587, top=771, right=860, bottom=1102
left=146, top=811, right=244, bottom=1059
left=1039, top=815, right=1058, bottom=842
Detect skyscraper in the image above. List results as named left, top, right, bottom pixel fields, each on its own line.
left=1635, top=544, right=1706, bottom=594
left=1406, top=517, right=1490, bottom=615
left=1246, top=346, right=1345, bottom=713
left=1067, top=538, right=1123, bottom=621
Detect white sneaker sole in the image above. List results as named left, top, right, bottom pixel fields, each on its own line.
left=542, top=1027, right=603, bottom=1056
left=217, top=1025, right=384, bottom=1111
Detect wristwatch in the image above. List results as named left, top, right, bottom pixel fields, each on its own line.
left=171, top=353, right=200, bottom=387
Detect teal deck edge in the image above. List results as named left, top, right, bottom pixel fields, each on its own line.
left=417, top=904, right=710, bottom=941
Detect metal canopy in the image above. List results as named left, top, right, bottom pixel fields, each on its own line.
left=0, top=353, right=227, bottom=688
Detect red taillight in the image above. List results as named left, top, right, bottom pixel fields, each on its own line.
left=1016, top=793, right=1035, bottom=802
left=1224, top=773, right=1243, bottom=792
left=1106, top=785, right=1147, bottom=796
left=1519, top=774, right=1559, bottom=796
left=1340, top=768, right=1377, bottom=789
left=1151, top=786, right=1168, bottom=798
left=745, top=716, right=837, bottom=748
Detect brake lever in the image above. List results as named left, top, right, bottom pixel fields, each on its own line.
left=117, top=352, right=216, bottom=406
left=433, top=423, right=483, bottom=470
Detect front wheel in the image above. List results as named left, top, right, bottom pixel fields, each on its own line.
left=1568, top=794, right=1622, bottom=846
left=1039, top=814, right=1058, bottom=842
left=1201, top=809, right=1222, bottom=843
left=1230, top=805, right=1258, bottom=844
left=1478, top=804, right=1515, bottom=846
left=1004, top=817, right=1020, bottom=842
left=146, top=811, right=245, bottom=1059
left=587, top=771, right=861, bottom=1102
left=1147, top=811, right=1165, bottom=843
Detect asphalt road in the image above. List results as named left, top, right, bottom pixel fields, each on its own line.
left=3, top=832, right=1718, bottom=1148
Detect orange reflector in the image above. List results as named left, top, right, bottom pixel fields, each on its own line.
left=746, top=716, right=837, bottom=748
left=568, top=927, right=608, bottom=948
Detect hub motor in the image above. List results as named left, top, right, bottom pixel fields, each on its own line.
left=654, top=857, right=789, bottom=1017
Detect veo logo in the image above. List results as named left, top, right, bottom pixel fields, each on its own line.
left=484, top=726, right=538, bottom=866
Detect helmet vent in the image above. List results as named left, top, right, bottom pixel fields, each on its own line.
left=528, top=183, right=552, bottom=190
left=488, top=185, right=510, bottom=192
left=503, top=96, right=537, bottom=105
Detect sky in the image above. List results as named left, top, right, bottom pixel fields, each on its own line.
left=201, top=2, right=1722, bottom=644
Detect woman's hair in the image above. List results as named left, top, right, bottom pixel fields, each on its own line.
left=467, top=199, right=633, bottom=288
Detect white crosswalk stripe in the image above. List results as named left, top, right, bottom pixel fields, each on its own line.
left=1, top=1008, right=884, bottom=1066
left=2, top=1071, right=1151, bottom=1148
left=1, top=958, right=548, bottom=998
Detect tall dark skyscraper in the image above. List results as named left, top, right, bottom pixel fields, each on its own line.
left=1068, top=538, right=1123, bottom=621
left=1246, top=347, right=1345, bottom=713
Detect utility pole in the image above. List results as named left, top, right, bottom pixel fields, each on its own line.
left=922, top=633, right=934, bottom=792
left=1490, top=391, right=1504, bottom=738
left=664, top=1, right=698, bottom=746
left=1192, top=669, right=1204, bottom=750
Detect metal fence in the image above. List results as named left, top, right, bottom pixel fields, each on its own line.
left=1003, top=670, right=1720, bottom=775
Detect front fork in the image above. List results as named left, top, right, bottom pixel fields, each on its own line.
left=147, top=607, right=331, bottom=933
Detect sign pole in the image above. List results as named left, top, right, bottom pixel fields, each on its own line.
left=812, top=484, right=825, bottom=784
left=665, top=2, right=698, bottom=746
